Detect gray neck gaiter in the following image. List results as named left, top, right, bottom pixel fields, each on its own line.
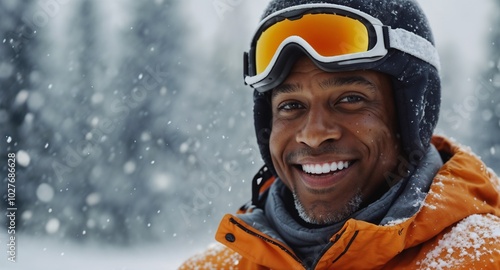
left=264, top=145, right=443, bottom=265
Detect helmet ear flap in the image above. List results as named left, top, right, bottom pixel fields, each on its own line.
left=253, top=90, right=277, bottom=176
left=389, top=55, right=441, bottom=164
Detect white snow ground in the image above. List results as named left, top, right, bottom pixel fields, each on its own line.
left=0, top=234, right=209, bottom=270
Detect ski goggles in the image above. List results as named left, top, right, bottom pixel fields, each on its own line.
left=244, top=4, right=440, bottom=92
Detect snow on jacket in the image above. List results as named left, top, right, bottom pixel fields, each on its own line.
left=179, top=136, right=500, bottom=269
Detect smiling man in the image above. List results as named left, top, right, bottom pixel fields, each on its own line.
left=180, top=0, right=500, bottom=269
left=270, top=59, right=400, bottom=226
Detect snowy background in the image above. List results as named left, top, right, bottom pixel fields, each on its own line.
left=0, top=0, right=499, bottom=269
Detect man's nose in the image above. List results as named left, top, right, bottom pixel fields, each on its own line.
left=295, top=106, right=342, bottom=148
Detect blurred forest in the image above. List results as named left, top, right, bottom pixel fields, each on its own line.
left=0, top=0, right=499, bottom=267
left=0, top=0, right=261, bottom=247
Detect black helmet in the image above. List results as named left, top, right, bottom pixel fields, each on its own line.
left=247, top=0, right=441, bottom=176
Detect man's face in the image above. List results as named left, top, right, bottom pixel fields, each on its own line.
left=269, top=57, right=401, bottom=225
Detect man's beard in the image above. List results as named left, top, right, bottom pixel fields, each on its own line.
left=293, top=189, right=363, bottom=225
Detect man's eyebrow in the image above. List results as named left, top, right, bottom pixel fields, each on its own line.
left=319, top=75, right=377, bottom=91
left=271, top=83, right=302, bottom=100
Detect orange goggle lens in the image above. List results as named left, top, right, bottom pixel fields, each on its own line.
left=255, top=13, right=370, bottom=74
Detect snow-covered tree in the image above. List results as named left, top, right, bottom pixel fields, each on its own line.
left=1, top=0, right=198, bottom=245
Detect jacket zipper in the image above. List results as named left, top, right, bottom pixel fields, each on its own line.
left=331, top=230, right=359, bottom=264
left=309, top=229, right=359, bottom=269
left=229, top=217, right=305, bottom=267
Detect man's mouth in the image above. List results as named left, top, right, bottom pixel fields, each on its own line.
left=301, top=161, right=352, bottom=175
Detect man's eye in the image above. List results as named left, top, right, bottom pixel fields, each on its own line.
left=278, top=102, right=304, bottom=111
left=339, top=95, right=363, bottom=104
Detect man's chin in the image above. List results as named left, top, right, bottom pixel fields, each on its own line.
left=293, top=191, right=363, bottom=225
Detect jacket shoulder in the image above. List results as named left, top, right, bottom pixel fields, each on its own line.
left=179, top=243, right=242, bottom=270
left=417, top=214, right=500, bottom=269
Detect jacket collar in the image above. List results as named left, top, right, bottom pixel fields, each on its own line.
left=247, top=144, right=442, bottom=267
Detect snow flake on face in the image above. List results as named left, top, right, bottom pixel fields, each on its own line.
left=417, top=214, right=500, bottom=269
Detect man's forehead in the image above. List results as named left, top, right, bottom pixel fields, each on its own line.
left=271, top=72, right=379, bottom=99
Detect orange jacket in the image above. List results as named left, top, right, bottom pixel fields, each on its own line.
left=180, top=136, right=500, bottom=269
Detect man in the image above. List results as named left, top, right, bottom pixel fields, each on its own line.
left=180, top=0, right=500, bottom=269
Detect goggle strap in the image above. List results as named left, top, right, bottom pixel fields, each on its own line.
left=243, top=52, right=249, bottom=84
left=389, top=28, right=441, bottom=71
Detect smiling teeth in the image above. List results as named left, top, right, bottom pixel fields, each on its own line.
left=302, top=161, right=350, bottom=175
